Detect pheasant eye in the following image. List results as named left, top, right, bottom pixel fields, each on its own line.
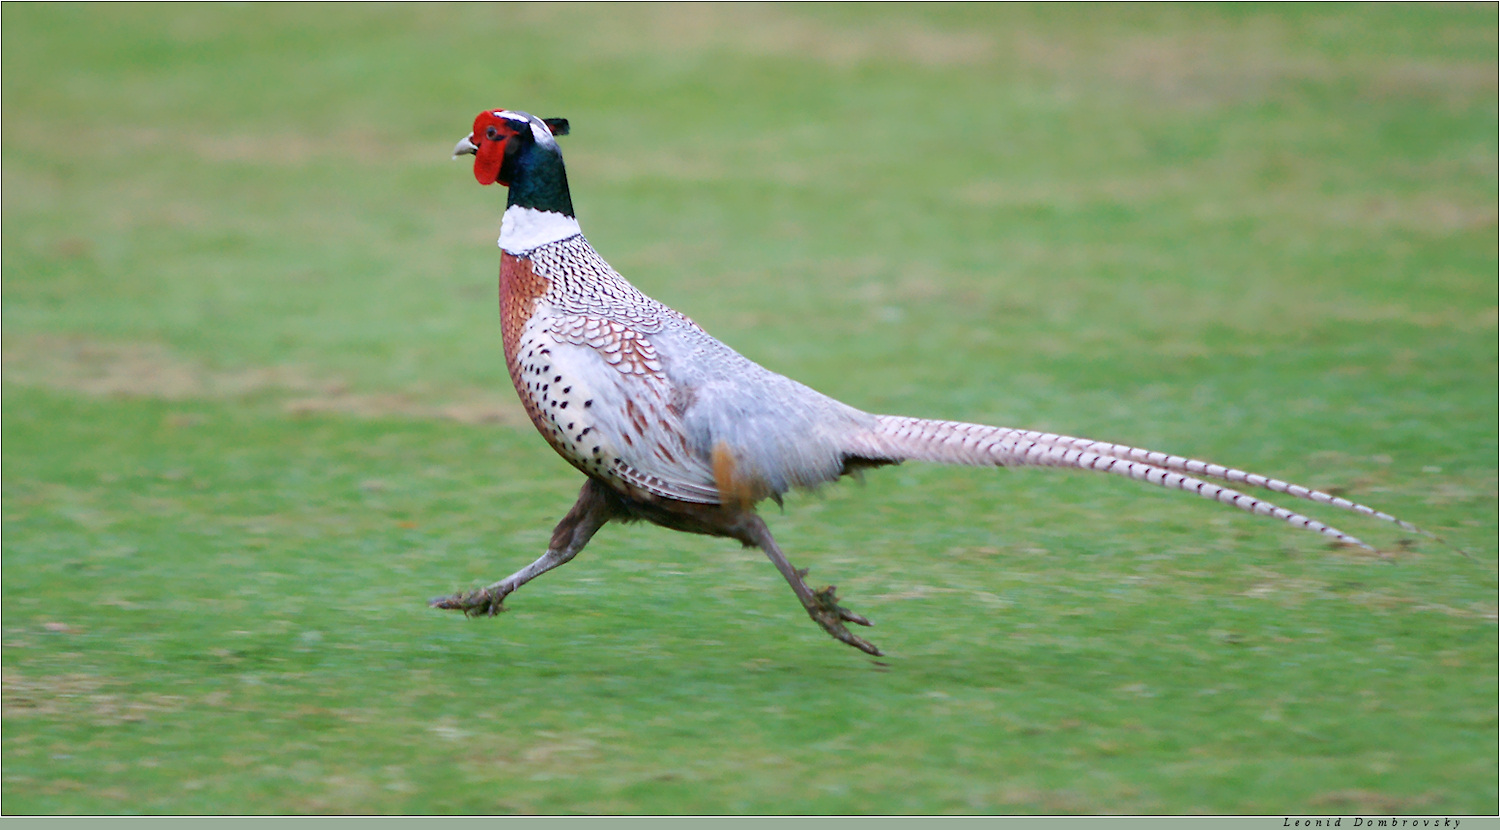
left=485, top=125, right=501, bottom=141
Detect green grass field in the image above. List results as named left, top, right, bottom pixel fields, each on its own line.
left=3, top=3, right=1496, bottom=815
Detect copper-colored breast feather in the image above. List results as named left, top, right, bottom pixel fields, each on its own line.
left=499, top=252, right=553, bottom=433
left=500, top=252, right=549, bottom=361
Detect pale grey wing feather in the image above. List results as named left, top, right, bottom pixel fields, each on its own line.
left=654, top=323, right=879, bottom=498
left=537, top=333, right=722, bottom=504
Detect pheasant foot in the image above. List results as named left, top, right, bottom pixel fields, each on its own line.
left=429, top=584, right=512, bottom=617
left=814, top=584, right=872, bottom=627
left=745, top=520, right=884, bottom=656
left=808, top=583, right=881, bottom=656
left=429, top=479, right=619, bottom=622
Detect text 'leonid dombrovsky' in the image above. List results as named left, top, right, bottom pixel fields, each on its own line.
left=1284, top=820, right=1461, bottom=828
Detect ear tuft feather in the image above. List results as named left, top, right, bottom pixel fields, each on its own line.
left=543, top=118, right=570, bottom=137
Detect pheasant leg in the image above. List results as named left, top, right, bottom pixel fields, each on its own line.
left=742, top=515, right=882, bottom=656
left=430, top=479, right=620, bottom=616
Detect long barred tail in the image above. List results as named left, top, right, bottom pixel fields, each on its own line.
left=852, top=415, right=1435, bottom=552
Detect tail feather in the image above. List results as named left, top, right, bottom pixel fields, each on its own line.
left=853, top=415, right=1436, bottom=551
left=994, top=426, right=1435, bottom=538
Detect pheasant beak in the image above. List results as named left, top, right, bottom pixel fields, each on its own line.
left=452, top=134, right=478, bottom=158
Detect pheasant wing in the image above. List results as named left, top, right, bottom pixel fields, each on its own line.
left=520, top=313, right=722, bottom=504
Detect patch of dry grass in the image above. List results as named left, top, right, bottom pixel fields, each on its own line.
left=3, top=333, right=528, bottom=427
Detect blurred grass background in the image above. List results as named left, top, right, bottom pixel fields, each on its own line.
left=3, top=3, right=1496, bottom=814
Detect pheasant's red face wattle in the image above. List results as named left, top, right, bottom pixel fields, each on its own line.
left=469, top=111, right=523, bottom=186
left=460, top=109, right=572, bottom=189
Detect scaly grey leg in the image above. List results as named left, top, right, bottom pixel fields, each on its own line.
left=430, top=478, right=620, bottom=617
left=739, top=514, right=881, bottom=656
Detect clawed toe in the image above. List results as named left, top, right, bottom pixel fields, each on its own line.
left=810, top=584, right=882, bottom=656
left=814, top=584, right=872, bottom=627
left=429, top=587, right=509, bottom=617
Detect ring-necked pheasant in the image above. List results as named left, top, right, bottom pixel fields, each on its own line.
left=432, top=108, right=1432, bottom=656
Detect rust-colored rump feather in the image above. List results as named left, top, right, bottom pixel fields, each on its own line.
left=712, top=441, right=759, bottom=508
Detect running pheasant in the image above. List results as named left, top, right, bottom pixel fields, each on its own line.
left=432, top=109, right=1429, bottom=656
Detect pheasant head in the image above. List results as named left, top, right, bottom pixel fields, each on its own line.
left=454, top=109, right=574, bottom=217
